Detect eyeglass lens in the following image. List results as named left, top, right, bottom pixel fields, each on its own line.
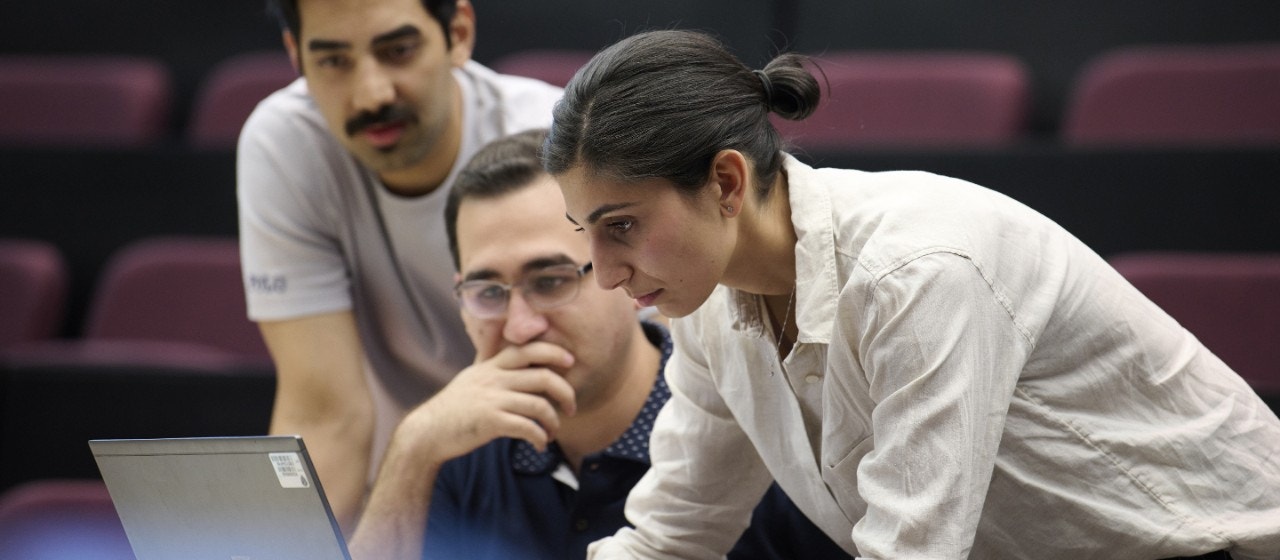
left=458, top=264, right=586, bottom=318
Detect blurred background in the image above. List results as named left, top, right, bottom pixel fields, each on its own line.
left=1, top=1, right=1278, bottom=556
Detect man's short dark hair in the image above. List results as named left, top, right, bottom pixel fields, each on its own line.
left=266, top=0, right=458, bottom=47
left=445, top=129, right=550, bottom=270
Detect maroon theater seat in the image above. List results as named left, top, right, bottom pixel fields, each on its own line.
left=1110, top=252, right=1280, bottom=398
left=0, top=55, right=172, bottom=147
left=1063, top=44, right=1280, bottom=146
left=772, top=51, right=1030, bottom=151
left=79, top=236, right=271, bottom=368
left=0, top=239, right=68, bottom=349
left=0, top=479, right=133, bottom=560
left=187, top=51, right=298, bottom=150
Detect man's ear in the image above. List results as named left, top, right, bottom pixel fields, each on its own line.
left=710, top=149, right=750, bottom=218
left=282, top=30, right=302, bottom=74
left=448, top=0, right=476, bottom=67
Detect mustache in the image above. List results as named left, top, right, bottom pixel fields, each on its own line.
left=344, top=104, right=417, bottom=137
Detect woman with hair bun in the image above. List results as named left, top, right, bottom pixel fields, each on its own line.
left=546, top=29, right=1280, bottom=560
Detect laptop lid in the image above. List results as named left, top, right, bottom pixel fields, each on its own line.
left=89, top=435, right=351, bottom=560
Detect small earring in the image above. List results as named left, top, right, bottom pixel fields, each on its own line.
left=723, top=205, right=734, bottom=214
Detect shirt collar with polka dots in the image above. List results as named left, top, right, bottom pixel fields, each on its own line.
left=511, top=320, right=673, bottom=475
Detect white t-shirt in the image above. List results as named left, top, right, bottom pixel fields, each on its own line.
left=236, top=61, right=562, bottom=465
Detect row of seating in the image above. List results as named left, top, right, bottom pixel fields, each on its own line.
left=2, top=236, right=1278, bottom=403
left=1, top=251, right=1279, bottom=559
left=0, top=51, right=294, bottom=150
left=0, top=479, right=131, bottom=560
left=3, top=43, right=1279, bottom=150
left=0, top=237, right=270, bottom=372
left=494, top=43, right=1280, bottom=149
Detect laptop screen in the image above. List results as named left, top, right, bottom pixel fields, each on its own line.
left=89, top=436, right=350, bottom=560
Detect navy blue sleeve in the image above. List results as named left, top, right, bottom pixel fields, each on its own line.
left=421, top=457, right=469, bottom=559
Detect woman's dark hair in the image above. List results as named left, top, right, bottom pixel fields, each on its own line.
left=266, top=0, right=456, bottom=47
left=542, top=29, right=821, bottom=198
left=445, top=128, right=549, bottom=270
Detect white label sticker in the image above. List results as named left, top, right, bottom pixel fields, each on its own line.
left=268, top=452, right=311, bottom=488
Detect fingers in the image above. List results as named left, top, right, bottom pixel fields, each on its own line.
left=399, top=376, right=563, bottom=464
left=402, top=341, right=580, bottom=461
left=489, top=342, right=577, bottom=416
left=491, top=341, right=574, bottom=371
left=493, top=389, right=562, bottom=440
left=497, top=369, right=576, bottom=417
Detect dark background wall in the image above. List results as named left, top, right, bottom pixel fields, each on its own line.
left=2, top=0, right=1279, bottom=336
left=1, top=0, right=1279, bottom=494
left=789, top=0, right=1280, bottom=134
left=6, top=1, right=1280, bottom=138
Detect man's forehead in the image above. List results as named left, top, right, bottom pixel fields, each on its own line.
left=297, top=0, right=434, bottom=38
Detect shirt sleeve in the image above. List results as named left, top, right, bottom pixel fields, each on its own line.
left=235, top=93, right=353, bottom=322
left=589, top=317, right=776, bottom=560
left=422, top=461, right=467, bottom=558
left=849, top=251, right=1031, bottom=558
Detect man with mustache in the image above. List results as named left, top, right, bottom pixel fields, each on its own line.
left=236, top=0, right=561, bottom=532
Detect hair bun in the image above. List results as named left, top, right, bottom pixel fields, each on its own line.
left=752, top=69, right=776, bottom=106
left=758, top=54, right=821, bottom=121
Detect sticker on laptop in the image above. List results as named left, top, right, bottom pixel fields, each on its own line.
left=268, top=452, right=311, bottom=488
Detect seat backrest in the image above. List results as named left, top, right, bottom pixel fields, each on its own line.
left=772, top=51, right=1030, bottom=151
left=1063, top=44, right=1280, bottom=146
left=1109, top=252, right=1280, bottom=395
left=82, top=236, right=270, bottom=365
left=0, top=479, right=133, bottom=560
left=0, top=239, right=68, bottom=349
left=186, top=51, right=298, bottom=150
left=490, top=49, right=596, bottom=88
left=0, top=55, right=172, bottom=147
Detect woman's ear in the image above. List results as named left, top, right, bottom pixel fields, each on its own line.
left=710, top=149, right=750, bottom=217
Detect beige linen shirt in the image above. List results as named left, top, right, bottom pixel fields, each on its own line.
left=588, top=156, right=1280, bottom=559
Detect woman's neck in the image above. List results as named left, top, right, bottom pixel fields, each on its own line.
left=722, top=171, right=796, bottom=296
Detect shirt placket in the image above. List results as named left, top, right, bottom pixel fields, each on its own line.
left=780, top=342, right=827, bottom=463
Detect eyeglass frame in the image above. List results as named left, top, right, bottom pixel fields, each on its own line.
left=454, top=261, right=594, bottom=319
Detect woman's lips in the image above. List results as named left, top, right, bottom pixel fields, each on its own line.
left=634, top=289, right=663, bottom=307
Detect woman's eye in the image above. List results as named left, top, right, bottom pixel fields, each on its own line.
left=608, top=219, right=633, bottom=233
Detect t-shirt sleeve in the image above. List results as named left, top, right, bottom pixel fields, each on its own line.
left=477, top=63, right=563, bottom=134
left=236, top=86, right=354, bottom=322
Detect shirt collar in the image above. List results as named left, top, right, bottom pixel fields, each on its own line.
left=512, top=321, right=673, bottom=475
left=723, top=155, right=839, bottom=345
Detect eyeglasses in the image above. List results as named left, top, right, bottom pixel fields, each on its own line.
left=455, top=262, right=594, bottom=319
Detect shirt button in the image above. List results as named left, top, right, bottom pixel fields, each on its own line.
left=574, top=518, right=589, bottom=532
left=588, top=462, right=600, bottom=471
left=805, top=374, right=822, bottom=384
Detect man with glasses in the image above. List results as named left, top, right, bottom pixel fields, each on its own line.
left=345, top=129, right=850, bottom=560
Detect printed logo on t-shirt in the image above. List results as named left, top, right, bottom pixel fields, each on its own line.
left=247, top=274, right=287, bottom=294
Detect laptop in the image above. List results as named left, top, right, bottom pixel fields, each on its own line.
left=89, top=435, right=351, bottom=560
